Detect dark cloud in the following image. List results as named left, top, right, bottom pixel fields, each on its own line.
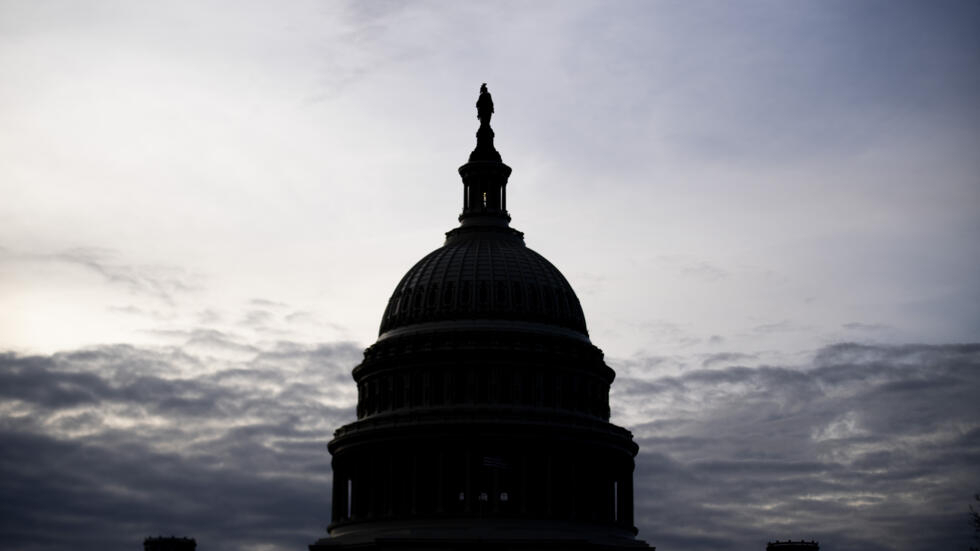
left=615, top=342, right=980, bottom=551
left=1, top=341, right=976, bottom=550
left=0, top=340, right=360, bottom=551
left=701, top=352, right=756, bottom=367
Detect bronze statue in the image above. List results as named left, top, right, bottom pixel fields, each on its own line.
left=476, top=83, right=493, bottom=125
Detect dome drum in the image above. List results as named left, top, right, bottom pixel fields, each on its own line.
left=329, top=418, right=640, bottom=458
left=357, top=330, right=613, bottom=381
left=350, top=343, right=615, bottom=421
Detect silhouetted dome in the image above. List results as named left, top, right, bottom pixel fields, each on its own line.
left=313, top=85, right=649, bottom=551
left=378, top=227, right=588, bottom=338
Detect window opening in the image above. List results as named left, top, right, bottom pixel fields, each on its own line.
left=347, top=479, right=353, bottom=518
left=613, top=480, right=618, bottom=521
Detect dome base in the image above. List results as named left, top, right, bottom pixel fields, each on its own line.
left=312, top=518, right=651, bottom=550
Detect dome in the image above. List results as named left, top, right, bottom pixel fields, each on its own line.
left=375, top=84, right=589, bottom=342
left=378, top=226, right=588, bottom=338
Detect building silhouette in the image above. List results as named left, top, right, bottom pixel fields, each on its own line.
left=309, top=86, right=652, bottom=550
left=138, top=87, right=819, bottom=551
left=766, top=541, right=819, bottom=551
left=144, top=536, right=196, bottom=551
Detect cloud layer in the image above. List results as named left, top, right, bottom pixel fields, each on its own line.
left=0, top=338, right=360, bottom=551
left=2, top=338, right=977, bottom=550
left=613, top=342, right=980, bottom=550
left=0, top=2, right=977, bottom=550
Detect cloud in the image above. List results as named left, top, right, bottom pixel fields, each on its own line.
left=196, top=309, right=223, bottom=325
left=701, top=352, right=757, bottom=367
left=0, top=247, right=201, bottom=306
left=248, top=298, right=289, bottom=309
left=285, top=310, right=315, bottom=324
left=631, top=320, right=702, bottom=349
left=750, top=320, right=811, bottom=335
left=657, top=255, right=729, bottom=282
left=108, top=304, right=176, bottom=321
left=240, top=309, right=274, bottom=327
left=54, top=248, right=201, bottom=305
left=0, top=339, right=360, bottom=551
left=842, top=322, right=891, bottom=332
left=308, top=1, right=439, bottom=101
left=614, top=342, right=980, bottom=551
left=1, top=340, right=975, bottom=550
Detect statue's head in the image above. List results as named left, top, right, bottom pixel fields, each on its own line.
left=480, top=83, right=488, bottom=94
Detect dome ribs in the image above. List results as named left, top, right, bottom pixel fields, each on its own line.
left=484, top=237, right=494, bottom=313
left=441, top=233, right=465, bottom=314
left=414, top=246, right=443, bottom=321
left=378, top=235, right=590, bottom=338
left=501, top=237, right=523, bottom=315
left=376, top=164, right=591, bottom=337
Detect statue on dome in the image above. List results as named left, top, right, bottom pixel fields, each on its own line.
left=477, top=83, right=493, bottom=126
left=469, top=83, right=502, bottom=162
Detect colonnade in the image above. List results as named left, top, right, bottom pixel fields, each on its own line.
left=356, top=364, right=611, bottom=420
left=330, top=438, right=635, bottom=530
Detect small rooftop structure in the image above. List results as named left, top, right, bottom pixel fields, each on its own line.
left=144, top=536, right=196, bottom=551
left=767, top=540, right=819, bottom=551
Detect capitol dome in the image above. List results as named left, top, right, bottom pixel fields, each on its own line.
left=378, top=226, right=589, bottom=339
left=376, top=90, right=590, bottom=342
left=312, top=85, right=649, bottom=551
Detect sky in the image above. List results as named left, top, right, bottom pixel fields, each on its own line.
left=0, top=1, right=978, bottom=550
